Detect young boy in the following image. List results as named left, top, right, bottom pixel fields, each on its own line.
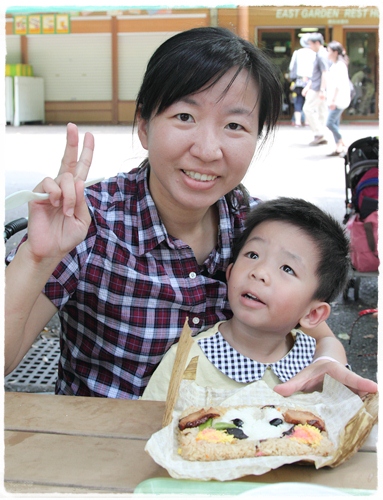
left=142, top=198, right=350, bottom=400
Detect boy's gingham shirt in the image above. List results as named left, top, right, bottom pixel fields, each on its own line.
left=29, top=166, right=257, bottom=399
left=197, top=329, right=316, bottom=383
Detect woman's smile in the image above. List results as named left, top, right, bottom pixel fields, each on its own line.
left=182, top=169, right=218, bottom=182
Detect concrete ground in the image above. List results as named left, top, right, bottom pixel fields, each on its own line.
left=4, top=121, right=379, bottom=387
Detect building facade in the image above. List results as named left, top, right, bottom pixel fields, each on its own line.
left=5, top=5, right=379, bottom=124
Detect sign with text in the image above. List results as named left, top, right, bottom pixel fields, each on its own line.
left=275, top=7, right=379, bottom=24
left=13, top=13, right=70, bottom=34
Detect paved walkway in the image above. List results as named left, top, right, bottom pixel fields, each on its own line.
left=5, top=121, right=379, bottom=226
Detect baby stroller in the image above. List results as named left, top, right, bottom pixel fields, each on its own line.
left=342, top=136, right=379, bottom=300
left=4, top=217, right=28, bottom=243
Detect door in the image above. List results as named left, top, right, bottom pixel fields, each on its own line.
left=258, top=29, right=294, bottom=119
left=344, top=29, right=378, bottom=120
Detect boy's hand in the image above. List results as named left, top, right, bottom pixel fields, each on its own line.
left=274, top=359, right=378, bottom=397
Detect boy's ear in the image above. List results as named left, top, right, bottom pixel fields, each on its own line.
left=299, top=302, right=331, bottom=330
left=136, top=106, right=149, bottom=150
left=225, top=263, right=234, bottom=282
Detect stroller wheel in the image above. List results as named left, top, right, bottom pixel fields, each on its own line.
left=353, top=277, right=360, bottom=300
left=343, top=279, right=352, bottom=301
left=343, top=277, right=361, bottom=301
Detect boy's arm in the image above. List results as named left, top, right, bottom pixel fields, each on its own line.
left=274, top=322, right=378, bottom=396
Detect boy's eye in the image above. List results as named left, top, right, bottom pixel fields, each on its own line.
left=281, top=264, right=295, bottom=275
left=177, top=113, right=193, bottom=122
left=245, top=251, right=259, bottom=260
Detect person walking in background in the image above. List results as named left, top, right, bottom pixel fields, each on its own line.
left=349, top=66, right=374, bottom=115
left=302, top=33, right=330, bottom=146
left=325, top=41, right=352, bottom=157
left=289, top=34, right=316, bottom=127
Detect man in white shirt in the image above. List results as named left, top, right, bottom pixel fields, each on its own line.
left=302, top=33, right=330, bottom=145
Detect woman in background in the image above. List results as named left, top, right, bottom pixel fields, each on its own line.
left=326, top=41, right=351, bottom=157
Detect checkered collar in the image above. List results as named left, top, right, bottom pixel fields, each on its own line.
left=197, top=328, right=316, bottom=383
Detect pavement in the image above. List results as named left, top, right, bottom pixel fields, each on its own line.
left=4, top=121, right=379, bottom=388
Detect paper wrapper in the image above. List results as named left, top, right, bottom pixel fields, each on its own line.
left=145, top=375, right=378, bottom=481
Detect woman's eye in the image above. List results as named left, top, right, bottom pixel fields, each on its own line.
left=245, top=251, right=259, bottom=260
left=281, top=265, right=295, bottom=275
left=177, top=113, right=193, bottom=122
left=226, top=122, right=243, bottom=131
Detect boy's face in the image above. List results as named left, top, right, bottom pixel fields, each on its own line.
left=226, top=220, right=321, bottom=336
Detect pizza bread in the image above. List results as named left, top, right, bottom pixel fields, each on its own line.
left=177, top=405, right=334, bottom=462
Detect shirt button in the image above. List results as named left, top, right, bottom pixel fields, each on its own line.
left=189, top=272, right=197, bottom=279
left=192, top=317, right=200, bottom=325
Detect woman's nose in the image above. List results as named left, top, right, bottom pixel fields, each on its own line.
left=190, top=128, right=223, bottom=162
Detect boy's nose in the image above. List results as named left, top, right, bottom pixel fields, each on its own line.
left=250, top=264, right=270, bottom=284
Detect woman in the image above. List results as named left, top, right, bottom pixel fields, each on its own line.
left=326, top=41, right=352, bottom=156
left=5, top=27, right=377, bottom=399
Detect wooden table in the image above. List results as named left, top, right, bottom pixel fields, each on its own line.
left=4, top=392, right=377, bottom=494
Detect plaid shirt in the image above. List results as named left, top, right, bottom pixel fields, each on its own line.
left=36, top=166, right=256, bottom=398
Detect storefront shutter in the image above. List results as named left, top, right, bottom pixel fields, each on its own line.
left=26, top=34, right=112, bottom=101
left=5, top=35, right=21, bottom=64
left=118, top=32, right=178, bottom=101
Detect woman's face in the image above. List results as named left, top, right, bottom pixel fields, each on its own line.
left=327, top=47, right=337, bottom=63
left=137, top=67, right=260, bottom=214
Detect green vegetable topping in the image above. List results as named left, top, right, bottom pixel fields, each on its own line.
left=213, top=421, right=237, bottom=430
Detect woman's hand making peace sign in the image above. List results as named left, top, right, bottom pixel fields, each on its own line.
left=25, top=123, right=95, bottom=263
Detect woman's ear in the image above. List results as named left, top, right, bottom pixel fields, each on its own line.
left=136, top=106, right=149, bottom=150
left=299, top=302, right=331, bottom=330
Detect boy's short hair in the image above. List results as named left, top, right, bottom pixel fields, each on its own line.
left=232, top=198, right=350, bottom=302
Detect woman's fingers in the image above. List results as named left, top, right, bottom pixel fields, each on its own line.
left=57, top=173, right=78, bottom=216
left=58, top=123, right=95, bottom=180
left=38, top=177, right=62, bottom=207
left=36, top=173, right=83, bottom=217
left=75, top=131, right=95, bottom=181
left=58, top=123, right=79, bottom=177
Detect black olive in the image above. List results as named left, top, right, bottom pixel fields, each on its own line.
left=231, top=418, right=244, bottom=427
left=282, top=425, right=295, bottom=436
left=269, top=418, right=283, bottom=427
left=226, top=428, right=248, bottom=439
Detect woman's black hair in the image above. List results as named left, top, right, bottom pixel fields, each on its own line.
left=133, top=27, right=283, bottom=210
left=327, top=40, right=349, bottom=66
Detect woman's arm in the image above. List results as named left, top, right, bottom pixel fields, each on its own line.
left=304, top=321, right=347, bottom=362
left=5, top=124, right=94, bottom=375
